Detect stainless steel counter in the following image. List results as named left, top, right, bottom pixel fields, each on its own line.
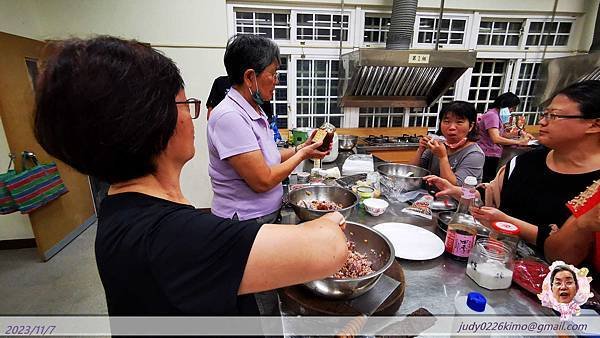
left=283, top=151, right=551, bottom=316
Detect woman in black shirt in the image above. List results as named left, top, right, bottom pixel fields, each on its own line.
left=33, top=36, right=348, bottom=315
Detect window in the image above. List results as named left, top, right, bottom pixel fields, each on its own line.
left=468, top=60, right=507, bottom=112
left=427, top=86, right=456, bottom=131
left=478, top=20, right=522, bottom=46
left=296, top=59, right=343, bottom=127
left=297, top=13, right=349, bottom=41
left=363, top=14, right=390, bottom=44
left=526, top=21, right=572, bottom=46
left=272, top=56, right=289, bottom=129
left=417, top=17, right=466, bottom=45
left=235, top=11, right=290, bottom=40
left=358, top=107, right=405, bottom=128
left=514, top=62, right=542, bottom=124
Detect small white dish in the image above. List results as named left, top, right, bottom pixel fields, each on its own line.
left=363, top=198, right=389, bottom=216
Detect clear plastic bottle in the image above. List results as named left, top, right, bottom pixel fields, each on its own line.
left=444, top=176, right=478, bottom=261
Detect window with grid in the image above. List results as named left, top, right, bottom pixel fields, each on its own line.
left=417, top=17, right=466, bottom=45
left=469, top=60, right=507, bottom=112
left=271, top=56, right=289, bottom=129
left=363, top=15, right=390, bottom=44
left=235, top=11, right=290, bottom=40
left=408, top=108, right=440, bottom=130
left=514, top=62, right=542, bottom=124
left=296, top=59, right=343, bottom=127
left=478, top=20, right=522, bottom=46
left=358, top=107, right=405, bottom=128
left=526, top=21, right=572, bottom=46
left=296, top=13, right=349, bottom=41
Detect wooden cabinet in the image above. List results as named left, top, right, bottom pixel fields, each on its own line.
left=368, top=149, right=418, bottom=164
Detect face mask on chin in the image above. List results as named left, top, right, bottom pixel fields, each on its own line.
left=249, top=71, right=265, bottom=106
left=444, top=137, right=467, bottom=149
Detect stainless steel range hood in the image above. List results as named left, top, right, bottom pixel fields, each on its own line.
left=535, top=2, right=600, bottom=106
left=339, top=49, right=476, bottom=107
left=338, top=0, right=476, bottom=108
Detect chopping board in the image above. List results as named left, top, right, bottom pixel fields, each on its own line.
left=279, top=260, right=405, bottom=316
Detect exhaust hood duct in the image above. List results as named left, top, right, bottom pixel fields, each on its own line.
left=386, top=0, right=417, bottom=50
left=536, top=2, right=600, bottom=106
left=339, top=0, right=476, bottom=108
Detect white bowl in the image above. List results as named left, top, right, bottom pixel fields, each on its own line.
left=363, top=198, right=389, bottom=216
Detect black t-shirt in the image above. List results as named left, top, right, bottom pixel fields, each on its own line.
left=206, top=76, right=273, bottom=119
left=500, top=147, right=600, bottom=250
left=95, top=192, right=261, bottom=315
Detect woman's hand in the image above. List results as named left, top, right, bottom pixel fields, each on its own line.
left=417, top=135, right=430, bottom=152
left=319, top=211, right=347, bottom=230
left=298, top=140, right=328, bottom=160
left=424, top=175, right=461, bottom=199
left=516, top=138, right=530, bottom=146
left=470, top=206, right=510, bottom=227
left=427, top=139, right=448, bottom=159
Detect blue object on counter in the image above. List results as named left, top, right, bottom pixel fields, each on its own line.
left=467, top=292, right=487, bottom=312
left=270, top=114, right=282, bottom=142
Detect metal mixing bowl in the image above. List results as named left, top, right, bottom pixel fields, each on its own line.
left=338, top=135, right=358, bottom=150
left=377, top=163, right=430, bottom=193
left=287, top=186, right=358, bottom=221
left=304, top=221, right=395, bottom=299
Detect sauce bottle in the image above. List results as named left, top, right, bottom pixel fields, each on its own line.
left=311, top=122, right=336, bottom=152
left=444, top=176, right=478, bottom=261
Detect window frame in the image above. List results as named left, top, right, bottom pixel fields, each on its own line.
left=412, top=12, right=473, bottom=49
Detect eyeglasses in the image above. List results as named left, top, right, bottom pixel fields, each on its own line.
left=175, top=98, right=201, bottom=119
left=539, top=112, right=585, bottom=121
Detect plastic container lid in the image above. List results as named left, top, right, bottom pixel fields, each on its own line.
left=492, top=221, right=521, bottom=236
left=464, top=176, right=478, bottom=186
left=466, top=292, right=487, bottom=312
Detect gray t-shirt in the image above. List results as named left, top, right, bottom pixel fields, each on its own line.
left=420, top=143, right=485, bottom=184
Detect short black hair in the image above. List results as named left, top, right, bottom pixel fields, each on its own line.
left=555, top=80, right=600, bottom=119
left=550, top=265, right=579, bottom=290
left=491, top=92, right=520, bottom=110
left=439, top=101, right=479, bottom=141
left=34, top=36, right=184, bottom=184
left=224, top=34, right=280, bottom=85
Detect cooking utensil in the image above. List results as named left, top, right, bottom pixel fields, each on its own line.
left=287, top=186, right=358, bottom=221
left=347, top=274, right=401, bottom=315
left=430, top=197, right=458, bottom=211
left=338, top=135, right=359, bottom=150
left=304, top=221, right=395, bottom=299
left=377, top=164, right=430, bottom=199
left=374, top=222, right=444, bottom=260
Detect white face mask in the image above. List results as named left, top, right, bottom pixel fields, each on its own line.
left=499, top=107, right=511, bottom=124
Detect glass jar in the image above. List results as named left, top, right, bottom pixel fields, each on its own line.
left=489, top=221, right=521, bottom=253
left=465, top=238, right=515, bottom=290
left=312, top=122, right=336, bottom=152
left=356, top=186, right=374, bottom=205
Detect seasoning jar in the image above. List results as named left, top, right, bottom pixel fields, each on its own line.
left=465, top=238, right=514, bottom=290
left=309, top=167, right=323, bottom=184
left=312, top=122, right=336, bottom=152
left=356, top=186, right=374, bottom=205
left=489, top=221, right=521, bottom=253
left=297, top=172, right=310, bottom=184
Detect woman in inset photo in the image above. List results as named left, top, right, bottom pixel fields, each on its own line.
left=550, top=265, right=579, bottom=304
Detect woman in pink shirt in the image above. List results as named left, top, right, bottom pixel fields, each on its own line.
left=477, top=92, right=531, bottom=182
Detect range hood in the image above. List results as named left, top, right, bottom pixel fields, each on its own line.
left=338, top=0, right=476, bottom=108
left=536, top=2, right=600, bottom=106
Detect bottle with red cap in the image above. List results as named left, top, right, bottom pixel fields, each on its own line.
left=490, top=221, right=521, bottom=253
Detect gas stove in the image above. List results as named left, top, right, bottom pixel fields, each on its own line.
left=360, top=134, right=422, bottom=149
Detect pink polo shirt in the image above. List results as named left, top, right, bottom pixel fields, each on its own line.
left=207, top=88, right=282, bottom=220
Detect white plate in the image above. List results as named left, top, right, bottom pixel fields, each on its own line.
left=373, top=222, right=445, bottom=260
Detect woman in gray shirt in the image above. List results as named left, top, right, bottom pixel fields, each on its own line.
left=410, top=101, right=485, bottom=185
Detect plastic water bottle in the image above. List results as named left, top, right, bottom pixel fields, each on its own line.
left=453, top=292, right=496, bottom=338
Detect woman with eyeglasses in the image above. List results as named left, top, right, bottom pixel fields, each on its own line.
left=425, top=80, right=600, bottom=258
left=477, top=92, right=534, bottom=183
left=207, top=34, right=328, bottom=225
left=34, top=36, right=348, bottom=316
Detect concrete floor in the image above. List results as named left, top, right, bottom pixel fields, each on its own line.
left=0, top=222, right=107, bottom=315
